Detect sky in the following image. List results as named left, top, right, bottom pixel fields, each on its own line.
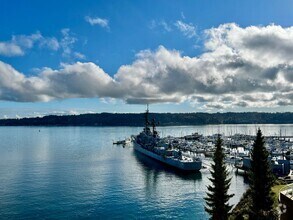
left=0, top=0, right=292, bottom=118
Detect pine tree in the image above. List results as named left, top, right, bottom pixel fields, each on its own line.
left=205, top=136, right=234, bottom=220
left=249, top=129, right=276, bottom=219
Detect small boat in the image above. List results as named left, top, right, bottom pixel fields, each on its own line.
left=113, top=140, right=126, bottom=145
left=113, top=138, right=131, bottom=145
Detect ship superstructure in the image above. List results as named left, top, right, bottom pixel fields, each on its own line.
left=132, top=107, right=202, bottom=171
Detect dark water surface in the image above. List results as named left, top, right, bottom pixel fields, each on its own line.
left=0, top=125, right=291, bottom=219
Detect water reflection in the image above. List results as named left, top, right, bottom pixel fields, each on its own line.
left=234, top=170, right=250, bottom=184
left=133, top=151, right=202, bottom=182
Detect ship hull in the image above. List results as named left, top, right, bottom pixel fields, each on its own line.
left=133, top=142, right=201, bottom=171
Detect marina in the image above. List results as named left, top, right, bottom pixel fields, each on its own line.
left=114, top=111, right=293, bottom=177
left=110, top=113, right=293, bottom=181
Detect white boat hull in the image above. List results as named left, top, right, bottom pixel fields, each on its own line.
left=133, top=142, right=202, bottom=171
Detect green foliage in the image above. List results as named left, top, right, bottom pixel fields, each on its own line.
left=229, top=189, right=252, bottom=220
left=248, top=129, right=277, bottom=219
left=271, top=184, right=286, bottom=206
left=205, top=136, right=234, bottom=220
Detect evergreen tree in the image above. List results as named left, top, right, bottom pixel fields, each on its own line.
left=249, top=129, right=276, bottom=219
left=205, top=136, right=234, bottom=220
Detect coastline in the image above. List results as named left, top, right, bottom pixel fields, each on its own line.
left=0, top=112, right=292, bottom=126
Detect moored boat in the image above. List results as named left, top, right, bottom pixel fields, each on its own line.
left=131, top=107, right=202, bottom=171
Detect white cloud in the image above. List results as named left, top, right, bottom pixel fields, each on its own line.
left=0, top=32, right=59, bottom=56
left=11, top=32, right=43, bottom=48
left=149, top=20, right=172, bottom=32
left=85, top=16, right=109, bottom=28
left=0, top=30, right=87, bottom=60
left=74, top=52, right=86, bottom=60
left=0, top=61, right=114, bottom=102
left=39, top=37, right=60, bottom=50
left=59, top=28, right=84, bottom=60
left=60, top=28, right=77, bottom=57
left=204, top=23, right=293, bottom=67
left=0, top=23, right=292, bottom=110
left=174, top=20, right=197, bottom=38
left=0, top=42, right=23, bottom=56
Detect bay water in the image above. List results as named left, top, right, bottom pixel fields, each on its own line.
left=0, top=124, right=292, bottom=219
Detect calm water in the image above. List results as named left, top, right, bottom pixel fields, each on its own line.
left=0, top=125, right=292, bottom=219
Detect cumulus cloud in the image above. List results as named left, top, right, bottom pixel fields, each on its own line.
left=0, top=32, right=59, bottom=56
left=0, top=61, right=114, bottom=102
left=85, top=16, right=109, bottom=28
left=204, top=23, right=293, bottom=67
left=0, top=23, right=292, bottom=110
left=174, top=20, right=197, bottom=38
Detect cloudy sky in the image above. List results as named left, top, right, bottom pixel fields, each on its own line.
left=0, top=0, right=292, bottom=118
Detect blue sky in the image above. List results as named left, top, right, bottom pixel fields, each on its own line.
left=0, top=0, right=292, bottom=118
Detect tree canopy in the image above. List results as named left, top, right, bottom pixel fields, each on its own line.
left=249, top=129, right=276, bottom=219
left=205, top=136, right=234, bottom=220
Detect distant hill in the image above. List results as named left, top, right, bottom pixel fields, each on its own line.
left=0, top=112, right=292, bottom=126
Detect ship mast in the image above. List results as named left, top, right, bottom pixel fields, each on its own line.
left=144, top=104, right=150, bottom=133
left=151, top=118, right=157, bottom=136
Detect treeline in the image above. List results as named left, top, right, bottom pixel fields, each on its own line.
left=0, top=112, right=292, bottom=126
left=205, top=130, right=278, bottom=219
